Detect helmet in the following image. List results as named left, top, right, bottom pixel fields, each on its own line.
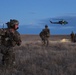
left=45, top=25, right=48, bottom=28
left=6, top=19, right=19, bottom=28
left=10, top=19, right=19, bottom=26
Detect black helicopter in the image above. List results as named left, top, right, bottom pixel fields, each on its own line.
left=50, top=19, right=68, bottom=25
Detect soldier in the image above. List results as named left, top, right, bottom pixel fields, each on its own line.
left=0, top=19, right=21, bottom=66
left=39, top=25, right=50, bottom=46
left=74, top=33, right=76, bottom=42
left=70, top=31, right=74, bottom=42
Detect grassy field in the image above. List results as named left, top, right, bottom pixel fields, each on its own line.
left=0, top=35, right=76, bottom=75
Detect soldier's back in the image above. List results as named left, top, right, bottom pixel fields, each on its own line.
left=43, top=28, right=50, bottom=37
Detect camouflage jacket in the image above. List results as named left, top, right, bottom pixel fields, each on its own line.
left=0, top=28, right=21, bottom=47
left=39, top=28, right=50, bottom=38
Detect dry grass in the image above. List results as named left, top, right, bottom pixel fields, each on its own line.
left=0, top=35, right=76, bottom=75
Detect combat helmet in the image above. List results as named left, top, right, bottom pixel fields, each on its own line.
left=45, top=25, right=48, bottom=28
left=10, top=19, right=19, bottom=27
left=6, top=19, right=19, bottom=28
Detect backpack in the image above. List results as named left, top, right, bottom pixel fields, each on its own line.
left=43, top=29, right=50, bottom=37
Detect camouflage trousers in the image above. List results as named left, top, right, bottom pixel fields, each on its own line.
left=0, top=45, right=15, bottom=66
left=41, top=37, right=49, bottom=46
left=71, top=36, right=74, bottom=42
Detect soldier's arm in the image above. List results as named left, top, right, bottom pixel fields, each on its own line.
left=16, top=34, right=21, bottom=46
left=13, top=31, right=22, bottom=46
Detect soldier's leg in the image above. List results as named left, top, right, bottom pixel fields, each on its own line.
left=71, top=36, right=74, bottom=42
left=2, top=54, right=9, bottom=66
left=46, top=38, right=49, bottom=46
left=43, top=37, right=47, bottom=46
left=41, top=38, right=45, bottom=45
left=0, top=46, right=8, bottom=65
left=2, top=49, right=15, bottom=66
left=7, top=49, right=15, bottom=66
left=43, top=38, right=46, bottom=45
left=2, top=55, right=5, bottom=65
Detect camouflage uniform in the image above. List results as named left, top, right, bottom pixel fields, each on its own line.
left=70, top=31, right=74, bottom=42
left=74, top=34, right=76, bottom=42
left=39, top=25, right=50, bottom=46
left=0, top=19, right=21, bottom=66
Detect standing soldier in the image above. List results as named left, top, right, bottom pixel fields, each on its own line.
left=74, top=33, right=76, bottom=42
left=70, top=31, right=74, bottom=42
left=39, top=25, right=50, bottom=46
left=0, top=19, right=21, bottom=66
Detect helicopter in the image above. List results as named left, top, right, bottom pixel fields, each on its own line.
left=50, top=19, right=68, bottom=25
